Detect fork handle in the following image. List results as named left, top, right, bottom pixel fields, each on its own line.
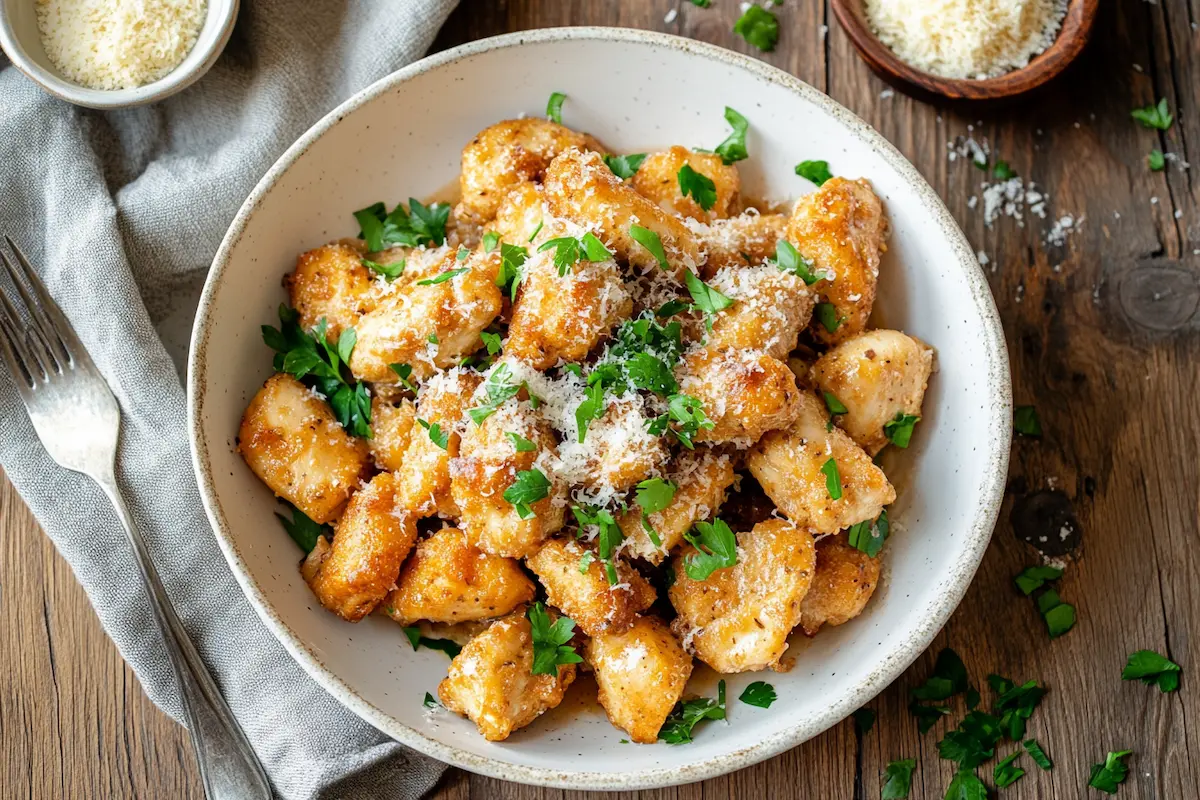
left=95, top=472, right=272, bottom=800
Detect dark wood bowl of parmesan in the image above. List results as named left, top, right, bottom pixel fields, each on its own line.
left=831, top=0, right=1099, bottom=101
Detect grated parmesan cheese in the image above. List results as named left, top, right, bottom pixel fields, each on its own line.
left=36, top=0, right=206, bottom=90
left=863, top=0, right=1067, bottom=79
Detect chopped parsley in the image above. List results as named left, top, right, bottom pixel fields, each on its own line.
left=678, top=163, right=717, bottom=211
left=688, top=0, right=711, bottom=6
left=275, top=502, right=328, bottom=553
left=262, top=306, right=372, bottom=437
left=658, top=681, right=726, bottom=744
left=939, top=710, right=1003, bottom=768
left=527, top=602, right=582, bottom=675
left=573, top=504, right=624, bottom=584
left=823, top=391, right=848, bottom=416
left=990, top=675, right=1047, bottom=740
left=388, top=362, right=417, bottom=393
left=795, top=159, right=834, bottom=186
left=456, top=246, right=469, bottom=262
left=773, top=239, right=822, bottom=284
left=1013, top=405, right=1042, bottom=437
left=482, top=231, right=500, bottom=252
left=992, top=160, right=1017, bottom=181
left=468, top=363, right=524, bottom=424
left=574, top=381, right=607, bottom=443
left=546, top=91, right=566, bottom=124
left=1149, top=149, right=1166, bottom=171
left=1013, top=565, right=1063, bottom=595
left=648, top=393, right=715, bottom=449
left=733, top=5, right=779, bottom=52
left=881, top=758, right=916, bottom=799
left=1036, top=589, right=1076, bottom=638
left=944, top=769, right=988, bottom=800
left=497, top=242, right=528, bottom=299
left=884, top=412, right=920, bottom=448
left=362, top=257, right=405, bottom=281
left=912, top=648, right=970, bottom=702
left=505, top=431, right=537, bottom=452
left=353, top=198, right=449, bottom=251
left=417, top=418, right=448, bottom=450
left=423, top=692, right=440, bottom=709
left=683, top=269, right=734, bottom=316
left=480, top=331, right=502, bottom=355
left=909, top=699, right=950, bottom=734
left=1131, top=98, right=1173, bottom=130
left=635, top=477, right=677, bottom=514
left=630, top=224, right=670, bottom=270
left=815, top=302, right=842, bottom=334
left=820, top=458, right=842, bottom=500
left=401, top=626, right=461, bottom=658
left=739, top=681, right=777, bottom=708
left=1023, top=738, right=1053, bottom=770
left=847, top=509, right=889, bottom=558
left=1088, top=750, right=1133, bottom=794
left=640, top=516, right=663, bottom=548
left=1121, top=649, right=1181, bottom=693
left=683, top=517, right=738, bottom=580
left=538, top=232, right=612, bottom=275
left=578, top=551, right=595, bottom=573
left=527, top=220, right=544, bottom=243
left=852, top=708, right=876, bottom=734
left=416, top=266, right=468, bottom=286
left=603, top=153, right=647, bottom=179
left=503, top=468, right=552, bottom=520
left=426, top=332, right=439, bottom=345
left=714, top=106, right=750, bottom=165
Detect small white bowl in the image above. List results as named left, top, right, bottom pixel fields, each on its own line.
left=0, top=0, right=237, bottom=108
left=189, top=27, right=1011, bottom=790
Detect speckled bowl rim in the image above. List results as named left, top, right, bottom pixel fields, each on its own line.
left=188, top=26, right=1012, bottom=791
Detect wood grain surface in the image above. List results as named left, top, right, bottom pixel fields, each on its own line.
left=4, top=1, right=1199, bottom=797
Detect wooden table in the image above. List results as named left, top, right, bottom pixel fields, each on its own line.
left=5, top=1, right=1198, bottom=797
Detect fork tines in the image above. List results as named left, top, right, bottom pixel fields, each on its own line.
left=0, top=237, right=72, bottom=387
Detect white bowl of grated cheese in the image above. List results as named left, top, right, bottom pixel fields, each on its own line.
left=0, top=0, right=237, bottom=108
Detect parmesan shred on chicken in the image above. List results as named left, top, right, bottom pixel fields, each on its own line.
left=236, top=104, right=937, bottom=744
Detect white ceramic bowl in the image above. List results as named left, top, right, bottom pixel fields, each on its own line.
left=0, top=0, right=237, bottom=108
left=189, top=27, right=1011, bottom=790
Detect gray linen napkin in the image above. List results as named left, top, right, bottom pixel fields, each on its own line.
left=0, top=2, right=460, bottom=798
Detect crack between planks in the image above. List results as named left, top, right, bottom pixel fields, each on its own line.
left=852, top=720, right=864, bottom=800
left=1142, top=1, right=1187, bottom=254
left=38, top=565, right=67, bottom=799
left=822, top=0, right=831, bottom=95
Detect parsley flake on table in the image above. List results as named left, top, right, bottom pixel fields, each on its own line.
left=482, top=231, right=500, bottom=252
left=689, top=0, right=711, bottom=6
left=683, top=270, right=734, bottom=317
left=401, top=627, right=462, bottom=658
left=912, top=648, right=970, bottom=702
left=884, top=412, right=920, bottom=448
left=503, top=468, right=551, bottom=520
left=815, top=302, right=842, bottom=334
left=1148, top=149, right=1166, bottom=171
left=678, top=163, right=718, bottom=211
left=275, top=502, right=328, bottom=553
left=881, top=758, right=916, bottom=799
left=1131, top=98, right=1173, bottom=130
left=604, top=152, right=648, bottom=179
left=353, top=198, right=449, bottom=251
left=497, top=242, right=528, bottom=299
left=993, top=751, right=1025, bottom=788
left=992, top=160, right=1017, bottom=180
left=820, top=458, right=842, bottom=500
left=1088, top=750, right=1133, bottom=794
left=1014, top=564, right=1064, bottom=595
left=847, top=509, right=889, bottom=557
left=739, top=681, right=777, bottom=708
left=635, top=477, right=677, bottom=514
left=939, top=709, right=1003, bottom=769
left=417, top=266, right=468, bottom=286
left=546, top=91, right=566, bottom=124
left=630, top=224, right=670, bottom=270
left=909, top=698, right=951, bottom=734
left=1023, top=738, right=1053, bottom=770
left=527, top=602, right=583, bottom=675
left=658, top=680, right=726, bottom=744
left=683, top=518, right=738, bottom=580
left=361, top=257, right=405, bottom=281
left=1121, top=649, right=1181, bottom=693
left=714, top=106, right=750, bottom=165
left=795, top=159, right=834, bottom=186
left=772, top=239, right=823, bottom=284
left=1035, top=589, right=1076, bottom=638
left=505, top=431, right=537, bottom=453
left=944, top=769, right=988, bottom=800
left=852, top=707, right=876, bottom=734
left=417, top=418, right=449, bottom=450
left=733, top=5, right=779, bottom=52
left=990, top=675, right=1047, bottom=740
left=1014, top=404, right=1042, bottom=437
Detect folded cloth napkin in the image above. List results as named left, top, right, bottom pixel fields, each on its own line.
left=0, top=2, right=461, bottom=798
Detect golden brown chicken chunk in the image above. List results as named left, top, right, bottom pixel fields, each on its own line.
left=745, top=392, right=895, bottom=534
left=676, top=347, right=804, bottom=447
left=393, top=368, right=481, bottom=517
left=543, top=148, right=703, bottom=279
left=557, top=394, right=669, bottom=493
left=307, top=473, right=417, bottom=621
left=489, top=181, right=547, bottom=246
left=785, top=177, right=887, bottom=345
left=706, top=265, right=815, bottom=360
left=669, top=519, right=816, bottom=673
left=526, top=538, right=656, bottom=637
left=618, top=448, right=738, bottom=564
left=799, top=534, right=882, bottom=635
left=587, top=615, right=693, bottom=743
left=695, top=212, right=788, bottom=279
left=383, top=527, right=535, bottom=625
left=368, top=396, right=416, bottom=473
left=450, top=396, right=566, bottom=558
left=349, top=247, right=503, bottom=383
left=284, top=242, right=376, bottom=340
left=457, top=118, right=604, bottom=224
left=506, top=245, right=633, bottom=369
left=630, top=146, right=741, bottom=222
left=438, top=610, right=577, bottom=741
left=238, top=373, right=369, bottom=524
left=810, top=329, right=934, bottom=455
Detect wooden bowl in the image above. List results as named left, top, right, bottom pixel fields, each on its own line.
left=831, top=0, right=1099, bottom=101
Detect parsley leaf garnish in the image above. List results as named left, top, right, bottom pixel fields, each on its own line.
left=820, top=458, right=842, bottom=500
left=678, top=164, right=718, bottom=211
left=482, top=231, right=500, bottom=252
left=503, top=468, right=551, bottom=520
left=546, top=91, right=566, bottom=124
left=354, top=198, right=450, bottom=251
left=650, top=393, right=715, bottom=449
left=658, top=681, right=726, bottom=744
left=635, top=478, right=677, bottom=514
left=992, top=160, right=1017, bottom=180
left=689, top=0, right=711, bottom=6
left=944, top=769, right=988, bottom=800
left=824, top=391, right=849, bottom=416
left=497, top=242, right=528, bottom=299
left=714, top=107, right=750, bottom=165
left=468, top=363, right=523, bottom=424
left=401, top=626, right=462, bottom=658
left=1148, top=149, right=1166, bottom=171
left=815, top=302, right=842, bottom=333
left=795, top=159, right=834, bottom=186
left=417, top=267, right=468, bottom=286
left=909, top=699, right=950, bottom=733
left=604, top=153, right=648, bottom=179
left=1013, top=565, right=1063, bottom=595
left=578, top=551, right=595, bottom=573
left=388, top=362, right=417, bottom=393
left=1014, top=405, right=1042, bottom=436
left=1131, top=98, right=1173, bottom=130
left=885, top=412, right=921, bottom=448
left=683, top=269, right=734, bottom=315
left=939, top=710, right=1002, bottom=769
left=991, top=675, right=1047, bottom=740
left=1121, top=649, right=1181, bottom=693
left=538, top=232, right=613, bottom=276
left=739, top=681, right=777, bottom=708
left=275, top=502, right=328, bottom=553
left=773, top=239, right=823, bottom=284
left=853, top=708, right=876, bottom=734
left=882, top=758, right=916, bottom=799
left=427, top=332, right=439, bottom=345
left=575, top=381, right=607, bottom=443
left=630, top=224, right=670, bottom=270
left=1036, top=589, right=1076, bottom=638
left=733, top=5, right=779, bottom=52
left=573, top=504, right=625, bottom=584
left=417, top=418, right=449, bottom=450
left=1023, top=738, right=1053, bottom=770
left=683, top=518, right=738, bottom=580
left=1088, top=750, right=1133, bottom=794
left=591, top=314, right=685, bottom=397
left=480, top=330, right=502, bottom=355
left=912, top=648, right=970, bottom=702
left=527, top=601, right=582, bottom=675
left=506, top=431, right=537, bottom=452
left=423, top=692, right=440, bottom=709
left=362, top=257, right=405, bottom=281
left=847, top=509, right=889, bottom=557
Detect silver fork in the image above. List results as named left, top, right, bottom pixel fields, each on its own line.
left=0, top=237, right=271, bottom=800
